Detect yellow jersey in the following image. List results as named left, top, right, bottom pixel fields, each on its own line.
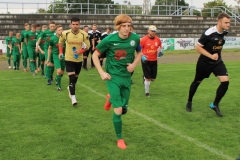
left=59, top=29, right=90, bottom=62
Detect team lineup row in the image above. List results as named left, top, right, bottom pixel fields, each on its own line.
left=4, top=13, right=231, bottom=149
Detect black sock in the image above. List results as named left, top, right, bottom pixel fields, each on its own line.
left=74, top=76, right=79, bottom=84
left=100, top=60, right=103, bottom=66
left=83, top=58, right=87, bottom=68
left=69, top=74, right=76, bottom=95
left=214, top=81, right=229, bottom=106
left=188, top=81, right=200, bottom=102
left=91, top=56, right=94, bottom=67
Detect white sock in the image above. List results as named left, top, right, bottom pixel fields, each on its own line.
left=144, top=80, right=150, bottom=93
left=71, top=95, right=76, bottom=101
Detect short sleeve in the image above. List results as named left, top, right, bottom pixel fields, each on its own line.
left=198, top=33, right=209, bottom=46
left=59, top=32, right=66, bottom=44
left=96, top=37, right=108, bottom=54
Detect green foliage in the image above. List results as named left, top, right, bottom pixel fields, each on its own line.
left=151, top=0, right=189, bottom=15
left=37, top=8, right=47, bottom=13
left=202, top=0, right=230, bottom=17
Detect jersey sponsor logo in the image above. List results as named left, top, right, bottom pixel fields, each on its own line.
left=114, top=50, right=127, bottom=60
left=130, top=40, right=135, bottom=46
left=146, top=49, right=157, bottom=53
left=212, top=46, right=222, bottom=50
left=30, top=36, right=36, bottom=40
left=68, top=42, right=82, bottom=45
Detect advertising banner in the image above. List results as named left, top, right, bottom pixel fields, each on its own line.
left=223, top=37, right=240, bottom=49
left=161, top=38, right=175, bottom=50
left=174, top=38, right=195, bottom=50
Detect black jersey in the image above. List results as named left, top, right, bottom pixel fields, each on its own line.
left=100, top=32, right=109, bottom=40
left=198, top=26, right=228, bottom=64
left=88, top=30, right=101, bottom=46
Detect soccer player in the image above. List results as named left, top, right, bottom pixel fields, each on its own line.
left=6, top=31, right=13, bottom=69
left=92, top=14, right=142, bottom=149
left=185, top=13, right=231, bottom=117
left=36, top=24, right=42, bottom=72
left=59, top=17, right=90, bottom=105
left=140, top=25, right=162, bottom=97
left=36, top=21, right=56, bottom=84
left=12, top=33, right=21, bottom=70
left=20, top=23, right=30, bottom=72
left=25, top=24, right=39, bottom=76
left=88, top=24, right=101, bottom=68
left=97, top=27, right=112, bottom=65
left=48, top=25, right=65, bottom=91
left=82, top=25, right=90, bottom=71
left=36, top=25, right=48, bottom=75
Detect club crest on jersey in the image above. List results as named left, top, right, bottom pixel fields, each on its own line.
left=218, top=40, right=222, bottom=45
left=130, top=40, right=135, bottom=46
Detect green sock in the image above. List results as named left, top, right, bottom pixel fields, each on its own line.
left=8, top=59, right=10, bottom=66
left=113, top=112, right=123, bottom=140
left=56, top=75, right=62, bottom=88
left=51, top=66, right=54, bottom=78
left=17, top=61, right=20, bottom=69
left=46, top=66, right=51, bottom=80
left=14, top=62, right=16, bottom=68
left=41, top=63, right=44, bottom=72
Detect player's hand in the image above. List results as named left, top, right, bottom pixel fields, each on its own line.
left=41, top=51, right=44, bottom=55
left=100, top=71, right=111, bottom=80
left=59, top=53, right=63, bottom=60
left=92, top=47, right=95, bottom=51
left=127, top=63, right=135, bottom=73
left=211, top=53, right=218, bottom=60
left=35, top=48, right=38, bottom=53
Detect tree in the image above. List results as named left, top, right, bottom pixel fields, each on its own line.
left=201, top=0, right=230, bottom=17
left=151, top=0, right=189, bottom=15
left=37, top=8, right=47, bottom=13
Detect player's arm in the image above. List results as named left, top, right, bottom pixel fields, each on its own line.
left=24, top=34, right=28, bottom=45
left=47, top=45, right=52, bottom=63
left=58, top=33, right=65, bottom=59
left=127, top=44, right=142, bottom=73
left=92, top=38, right=95, bottom=50
left=196, top=43, right=218, bottom=60
left=18, top=41, right=21, bottom=54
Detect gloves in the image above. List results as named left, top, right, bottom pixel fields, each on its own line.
left=142, top=55, right=147, bottom=63
left=158, top=49, right=164, bottom=58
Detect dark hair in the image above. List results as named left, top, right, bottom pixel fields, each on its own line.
left=107, top=27, right=112, bottom=31
left=49, top=20, right=55, bottom=25
left=71, top=17, right=80, bottom=23
left=37, top=24, right=41, bottom=27
left=218, top=13, right=230, bottom=21
left=83, top=25, right=88, bottom=28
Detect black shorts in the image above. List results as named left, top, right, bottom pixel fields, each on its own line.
left=83, top=49, right=90, bottom=57
left=194, top=60, right=228, bottom=81
left=141, top=60, right=158, bottom=79
left=65, top=60, right=82, bottom=75
left=99, top=52, right=106, bottom=58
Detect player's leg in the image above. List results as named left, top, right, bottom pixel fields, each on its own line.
left=107, top=77, right=127, bottom=149
left=53, top=55, right=63, bottom=90
left=99, top=51, right=106, bottom=66
left=44, top=48, right=49, bottom=79
left=82, top=49, right=90, bottom=70
left=186, top=61, right=212, bottom=112
left=90, top=48, right=95, bottom=68
left=22, top=45, right=28, bottom=72
left=46, top=60, right=54, bottom=85
left=210, top=61, right=229, bottom=117
left=28, top=46, right=35, bottom=76
left=6, top=48, right=11, bottom=68
left=16, top=55, right=20, bottom=70
left=39, top=52, right=45, bottom=75
left=13, top=52, right=17, bottom=70
left=142, top=61, right=151, bottom=97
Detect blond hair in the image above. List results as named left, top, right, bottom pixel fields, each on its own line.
left=114, top=14, right=133, bottom=31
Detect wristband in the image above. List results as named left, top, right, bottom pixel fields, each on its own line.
left=79, top=48, right=85, bottom=54
left=59, top=47, right=63, bottom=53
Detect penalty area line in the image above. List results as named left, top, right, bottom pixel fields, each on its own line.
left=78, top=82, right=234, bottom=160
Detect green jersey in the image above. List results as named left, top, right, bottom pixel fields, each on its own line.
left=39, top=29, right=55, bottom=49
left=96, top=32, right=141, bottom=77
left=20, top=30, right=29, bottom=46
left=12, top=37, right=21, bottom=55
left=49, top=35, right=60, bottom=55
left=26, top=31, right=38, bottom=47
left=5, top=36, right=13, bottom=52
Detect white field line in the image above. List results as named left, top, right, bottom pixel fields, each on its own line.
left=78, top=82, right=235, bottom=160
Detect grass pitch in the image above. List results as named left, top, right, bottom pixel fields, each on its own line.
left=0, top=60, right=239, bottom=160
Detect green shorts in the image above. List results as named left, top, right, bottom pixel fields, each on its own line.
left=22, top=45, right=28, bottom=58
left=106, top=76, right=132, bottom=108
left=6, top=48, right=12, bottom=58
left=53, top=54, right=65, bottom=70
left=27, top=46, right=36, bottom=60
left=39, top=52, right=45, bottom=62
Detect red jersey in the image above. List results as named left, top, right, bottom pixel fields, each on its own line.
left=140, top=35, right=162, bottom=61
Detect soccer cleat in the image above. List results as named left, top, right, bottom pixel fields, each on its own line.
left=71, top=98, right=78, bottom=106
left=67, top=86, right=71, bottom=99
left=8, top=66, right=11, bottom=69
left=210, top=103, right=222, bottom=117
left=145, top=93, right=150, bottom=97
left=24, top=69, right=27, bottom=72
left=104, top=94, right=112, bottom=111
left=57, top=87, right=62, bottom=91
left=117, top=139, right=127, bottom=149
left=186, top=102, right=192, bottom=112
left=47, top=80, right=51, bottom=85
